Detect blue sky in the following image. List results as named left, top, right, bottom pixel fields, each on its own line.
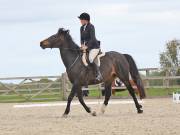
left=0, top=0, right=180, bottom=77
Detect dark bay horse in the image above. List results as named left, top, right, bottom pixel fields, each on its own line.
left=40, top=28, right=146, bottom=117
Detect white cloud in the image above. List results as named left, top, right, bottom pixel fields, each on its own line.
left=120, top=11, right=180, bottom=25
left=90, top=3, right=129, bottom=16
left=0, top=0, right=180, bottom=76
left=90, top=2, right=180, bottom=24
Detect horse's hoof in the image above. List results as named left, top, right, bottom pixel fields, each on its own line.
left=137, top=109, right=143, bottom=114
left=101, top=109, right=105, bottom=114
left=101, top=104, right=106, bottom=114
left=61, top=114, right=68, bottom=118
left=91, top=111, right=97, bottom=116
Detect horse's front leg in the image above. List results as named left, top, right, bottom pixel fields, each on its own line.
left=101, top=83, right=112, bottom=114
left=76, top=84, right=97, bottom=116
left=62, top=85, right=76, bottom=117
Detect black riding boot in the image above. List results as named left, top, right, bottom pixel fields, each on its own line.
left=92, top=63, right=103, bottom=81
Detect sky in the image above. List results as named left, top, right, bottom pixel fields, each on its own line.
left=0, top=0, right=180, bottom=77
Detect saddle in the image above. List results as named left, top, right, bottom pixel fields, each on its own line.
left=81, top=50, right=106, bottom=67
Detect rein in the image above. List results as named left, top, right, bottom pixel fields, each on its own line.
left=62, top=47, right=81, bottom=51
left=61, top=47, right=81, bottom=73
left=67, top=54, right=80, bottom=73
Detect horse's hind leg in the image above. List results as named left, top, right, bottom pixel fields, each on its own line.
left=101, top=82, right=112, bottom=114
left=123, top=80, right=143, bottom=113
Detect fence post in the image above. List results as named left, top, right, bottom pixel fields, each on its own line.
left=61, top=73, right=68, bottom=101
left=145, top=69, right=150, bottom=88
left=166, top=70, right=170, bottom=88
left=98, top=84, right=102, bottom=100
left=163, top=70, right=170, bottom=88
left=165, top=70, right=170, bottom=97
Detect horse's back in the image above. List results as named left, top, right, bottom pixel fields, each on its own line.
left=102, top=51, right=128, bottom=65
left=101, top=51, right=130, bottom=77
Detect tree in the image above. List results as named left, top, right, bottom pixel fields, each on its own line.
left=39, top=78, right=53, bottom=83
left=160, top=39, right=180, bottom=74
left=160, top=39, right=180, bottom=85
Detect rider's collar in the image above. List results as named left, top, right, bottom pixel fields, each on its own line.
left=83, top=24, right=87, bottom=31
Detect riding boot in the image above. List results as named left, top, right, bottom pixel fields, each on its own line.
left=92, top=63, right=103, bottom=81
left=96, top=66, right=103, bottom=81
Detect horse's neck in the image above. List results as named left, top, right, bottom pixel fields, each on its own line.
left=59, top=43, right=79, bottom=70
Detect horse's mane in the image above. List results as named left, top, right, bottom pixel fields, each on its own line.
left=58, top=28, right=80, bottom=50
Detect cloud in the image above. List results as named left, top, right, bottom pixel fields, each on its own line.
left=0, top=0, right=82, bottom=23
left=0, top=0, right=180, bottom=76
left=90, top=1, right=180, bottom=24
left=124, top=11, right=180, bottom=25
left=90, top=3, right=129, bottom=16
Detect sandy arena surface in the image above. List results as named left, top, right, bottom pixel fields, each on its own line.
left=0, top=98, right=180, bottom=135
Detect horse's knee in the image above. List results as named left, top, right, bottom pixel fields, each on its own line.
left=67, top=95, right=73, bottom=101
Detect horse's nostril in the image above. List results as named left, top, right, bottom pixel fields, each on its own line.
left=40, top=42, right=45, bottom=49
left=40, top=41, right=43, bottom=46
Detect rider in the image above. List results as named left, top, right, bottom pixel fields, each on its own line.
left=78, top=12, right=103, bottom=81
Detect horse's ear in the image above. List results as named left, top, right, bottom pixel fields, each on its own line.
left=58, top=28, right=65, bottom=35
left=65, top=30, right=69, bottom=34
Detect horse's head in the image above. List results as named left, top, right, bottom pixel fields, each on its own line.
left=40, top=28, right=70, bottom=49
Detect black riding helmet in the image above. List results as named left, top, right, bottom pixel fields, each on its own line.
left=78, top=13, right=90, bottom=21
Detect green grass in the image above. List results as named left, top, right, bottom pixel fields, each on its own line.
left=0, top=88, right=179, bottom=103
left=0, top=91, right=62, bottom=103
left=88, top=88, right=177, bottom=97
left=146, top=88, right=175, bottom=96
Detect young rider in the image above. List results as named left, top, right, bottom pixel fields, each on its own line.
left=78, top=12, right=103, bottom=81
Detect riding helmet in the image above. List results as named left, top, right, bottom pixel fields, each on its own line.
left=78, top=13, right=90, bottom=21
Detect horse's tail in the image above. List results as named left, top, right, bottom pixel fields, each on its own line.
left=124, top=54, right=146, bottom=99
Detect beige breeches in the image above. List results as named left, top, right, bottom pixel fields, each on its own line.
left=89, top=49, right=100, bottom=66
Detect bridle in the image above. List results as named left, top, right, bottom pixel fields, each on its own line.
left=49, top=34, right=84, bottom=73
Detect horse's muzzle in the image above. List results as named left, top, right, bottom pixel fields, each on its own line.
left=40, top=43, right=45, bottom=49
left=40, top=41, right=49, bottom=49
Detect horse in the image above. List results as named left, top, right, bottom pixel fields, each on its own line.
left=40, top=28, right=146, bottom=117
